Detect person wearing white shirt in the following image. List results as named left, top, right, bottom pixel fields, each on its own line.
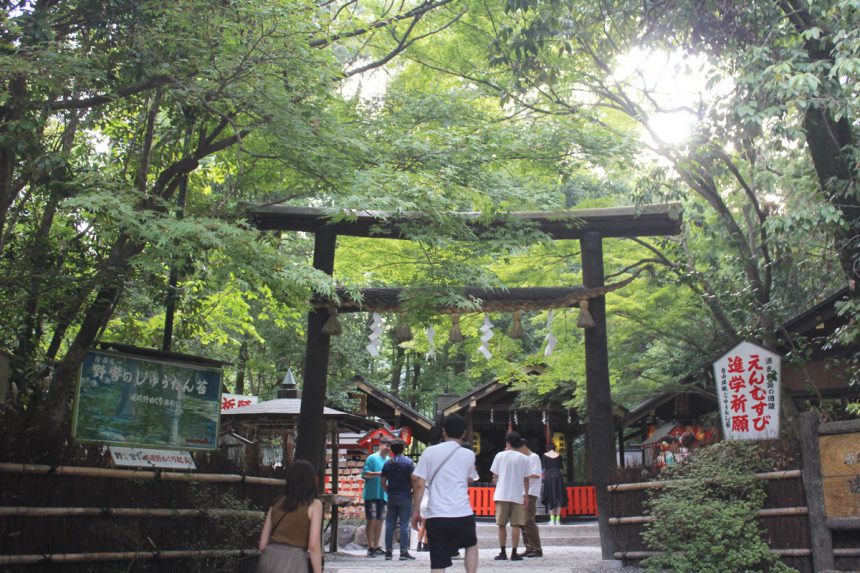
left=489, top=432, right=530, bottom=561
left=411, top=414, right=479, bottom=573
left=517, top=440, right=543, bottom=557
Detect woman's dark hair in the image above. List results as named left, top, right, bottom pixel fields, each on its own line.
left=280, top=460, right=318, bottom=513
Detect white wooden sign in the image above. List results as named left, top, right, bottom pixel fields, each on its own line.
left=110, top=447, right=196, bottom=470
left=713, top=341, right=781, bottom=440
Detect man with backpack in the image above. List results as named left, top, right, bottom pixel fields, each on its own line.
left=381, top=438, right=416, bottom=560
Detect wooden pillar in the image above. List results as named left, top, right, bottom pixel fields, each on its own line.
left=580, top=231, right=617, bottom=560
left=799, top=411, right=834, bottom=571
left=618, top=427, right=625, bottom=468
left=295, top=230, right=337, bottom=481
left=465, top=407, right=475, bottom=446
left=329, top=421, right=340, bottom=554
left=566, top=432, right=574, bottom=483
left=285, top=430, right=295, bottom=465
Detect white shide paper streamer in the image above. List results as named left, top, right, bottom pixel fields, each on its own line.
left=478, top=314, right=494, bottom=359
left=543, top=309, right=557, bottom=357
left=366, top=312, right=384, bottom=357
left=425, top=326, right=436, bottom=361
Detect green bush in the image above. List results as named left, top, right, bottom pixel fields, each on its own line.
left=641, top=441, right=797, bottom=573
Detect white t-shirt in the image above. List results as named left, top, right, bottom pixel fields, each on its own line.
left=490, top=449, right=531, bottom=502
left=413, top=440, right=477, bottom=519
left=526, top=452, right=542, bottom=497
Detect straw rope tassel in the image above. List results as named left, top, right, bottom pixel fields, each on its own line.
left=449, top=314, right=464, bottom=342
left=321, top=306, right=342, bottom=336
left=508, top=310, right=525, bottom=339
left=577, top=299, right=595, bottom=328
left=395, top=321, right=413, bottom=343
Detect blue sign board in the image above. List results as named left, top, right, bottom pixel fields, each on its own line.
left=72, top=350, right=221, bottom=450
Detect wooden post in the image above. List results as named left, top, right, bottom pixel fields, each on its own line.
left=566, top=432, right=574, bottom=483
left=285, top=430, right=295, bottom=465
left=618, top=427, right=625, bottom=468
left=329, top=422, right=340, bottom=554
left=465, top=407, right=474, bottom=446
left=580, top=231, right=617, bottom=560
left=295, top=230, right=337, bottom=481
left=799, top=411, right=835, bottom=571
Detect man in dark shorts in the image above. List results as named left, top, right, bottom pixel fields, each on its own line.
left=411, top=414, right=478, bottom=573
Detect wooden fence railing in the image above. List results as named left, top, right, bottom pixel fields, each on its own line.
left=605, top=415, right=860, bottom=573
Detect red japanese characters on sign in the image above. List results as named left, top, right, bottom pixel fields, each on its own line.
left=220, top=393, right=257, bottom=413
left=713, top=341, right=781, bottom=441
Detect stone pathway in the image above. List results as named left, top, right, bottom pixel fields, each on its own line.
left=326, top=521, right=640, bottom=573
left=326, top=545, right=639, bottom=572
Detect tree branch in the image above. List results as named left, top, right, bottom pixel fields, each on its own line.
left=43, top=76, right=174, bottom=111
left=309, top=0, right=454, bottom=48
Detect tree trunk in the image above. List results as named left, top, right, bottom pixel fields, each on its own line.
left=410, top=360, right=421, bottom=409
left=0, top=74, right=27, bottom=254
left=234, top=339, right=249, bottom=394
left=28, top=235, right=144, bottom=458
left=390, top=344, right=405, bottom=394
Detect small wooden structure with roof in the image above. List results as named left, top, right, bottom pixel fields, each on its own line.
left=351, top=376, right=435, bottom=445
left=439, top=368, right=583, bottom=482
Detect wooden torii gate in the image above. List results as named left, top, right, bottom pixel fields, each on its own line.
left=248, top=203, right=682, bottom=559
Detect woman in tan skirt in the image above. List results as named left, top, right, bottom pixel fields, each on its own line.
left=258, top=460, right=323, bottom=573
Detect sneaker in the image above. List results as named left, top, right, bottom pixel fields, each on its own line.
left=526, top=550, right=543, bottom=558
left=418, top=543, right=430, bottom=552
left=367, top=549, right=377, bottom=558
left=451, top=551, right=462, bottom=559
left=511, top=552, right=523, bottom=561
left=494, top=552, right=508, bottom=561
left=373, top=547, right=386, bottom=556
left=385, top=552, right=393, bottom=560
left=400, top=552, right=416, bottom=560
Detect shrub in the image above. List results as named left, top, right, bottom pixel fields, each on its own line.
left=641, top=441, right=797, bottom=573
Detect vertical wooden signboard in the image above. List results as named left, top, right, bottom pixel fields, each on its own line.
left=819, top=424, right=860, bottom=519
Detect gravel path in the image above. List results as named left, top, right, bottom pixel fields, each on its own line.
left=326, top=545, right=642, bottom=572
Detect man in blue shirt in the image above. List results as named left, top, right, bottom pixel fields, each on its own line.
left=362, top=438, right=391, bottom=557
left=381, top=439, right=415, bottom=560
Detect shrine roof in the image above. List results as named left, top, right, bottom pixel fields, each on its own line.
left=353, top=377, right=435, bottom=444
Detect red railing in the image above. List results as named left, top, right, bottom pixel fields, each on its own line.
left=560, top=486, right=598, bottom=516
left=468, top=485, right=597, bottom=517
left=469, top=486, right=496, bottom=516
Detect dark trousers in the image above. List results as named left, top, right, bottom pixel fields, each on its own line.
left=385, top=497, right=411, bottom=553
left=521, top=495, right=542, bottom=551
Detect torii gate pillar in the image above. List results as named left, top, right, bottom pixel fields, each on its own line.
left=580, top=231, right=618, bottom=560
left=295, top=229, right=337, bottom=479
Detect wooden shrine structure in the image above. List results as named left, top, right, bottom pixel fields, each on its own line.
left=351, top=376, right=435, bottom=445
left=438, top=367, right=582, bottom=482
left=247, top=202, right=683, bottom=559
